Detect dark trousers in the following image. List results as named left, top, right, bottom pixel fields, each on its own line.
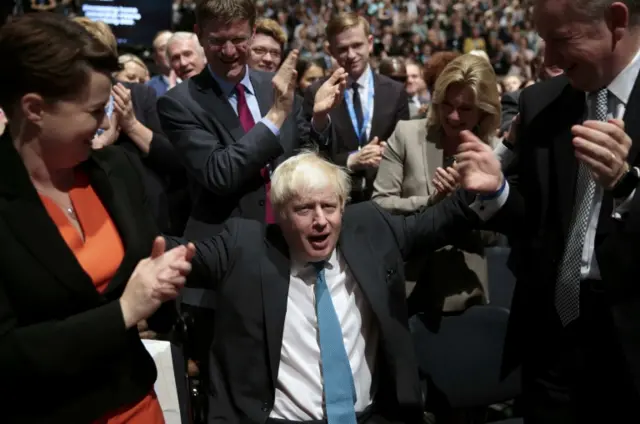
left=522, top=280, right=639, bottom=423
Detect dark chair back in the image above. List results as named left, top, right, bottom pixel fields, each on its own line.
left=410, top=305, right=521, bottom=408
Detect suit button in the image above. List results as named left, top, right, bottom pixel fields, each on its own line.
left=259, top=200, right=265, bottom=206
left=262, top=402, right=270, bottom=412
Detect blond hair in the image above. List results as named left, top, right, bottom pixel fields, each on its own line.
left=72, top=17, right=118, bottom=56
left=270, top=150, right=351, bottom=214
left=326, top=12, right=370, bottom=43
left=255, top=18, right=287, bottom=48
left=118, top=53, right=149, bottom=77
left=426, top=54, right=501, bottom=144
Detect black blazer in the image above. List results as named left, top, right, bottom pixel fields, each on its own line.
left=117, top=81, right=189, bottom=235
left=492, top=75, right=640, bottom=394
left=0, top=130, right=171, bottom=423
left=304, top=73, right=410, bottom=203
left=167, top=195, right=480, bottom=424
left=157, top=68, right=330, bottom=239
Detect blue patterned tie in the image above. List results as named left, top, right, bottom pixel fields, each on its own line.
left=312, top=261, right=357, bottom=424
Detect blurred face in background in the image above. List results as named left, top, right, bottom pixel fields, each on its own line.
left=115, top=60, right=149, bottom=84
left=299, top=63, right=325, bottom=91
left=330, top=23, right=373, bottom=80
left=153, top=32, right=172, bottom=74
left=198, top=19, right=253, bottom=83
left=248, top=33, right=282, bottom=72
left=502, top=75, right=521, bottom=93
left=167, top=37, right=206, bottom=80
left=405, top=63, right=425, bottom=96
left=440, top=83, right=481, bottom=140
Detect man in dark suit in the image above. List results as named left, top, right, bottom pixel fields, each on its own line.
left=304, top=13, right=410, bottom=203
left=458, top=0, right=640, bottom=421
left=158, top=0, right=347, bottom=240
left=169, top=150, right=505, bottom=424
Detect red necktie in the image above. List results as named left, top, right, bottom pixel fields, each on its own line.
left=235, top=83, right=274, bottom=224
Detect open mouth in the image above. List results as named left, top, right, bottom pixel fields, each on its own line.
left=308, top=234, right=330, bottom=249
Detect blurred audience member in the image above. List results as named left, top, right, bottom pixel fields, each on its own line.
left=115, top=53, right=150, bottom=84
left=295, top=57, right=327, bottom=95
left=166, top=31, right=206, bottom=81
left=248, top=18, right=286, bottom=72
left=147, top=30, right=179, bottom=96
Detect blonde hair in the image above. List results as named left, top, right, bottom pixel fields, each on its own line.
left=118, top=54, right=149, bottom=78
left=72, top=17, right=118, bottom=56
left=426, top=54, right=501, bottom=144
left=270, top=150, right=351, bottom=214
left=326, top=12, right=371, bottom=43
left=255, top=18, right=287, bottom=48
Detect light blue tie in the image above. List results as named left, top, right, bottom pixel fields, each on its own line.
left=312, top=262, right=357, bottom=424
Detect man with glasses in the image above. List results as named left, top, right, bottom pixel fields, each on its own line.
left=247, top=18, right=286, bottom=72
left=158, top=0, right=347, bottom=240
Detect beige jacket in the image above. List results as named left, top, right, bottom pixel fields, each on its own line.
left=372, top=119, right=494, bottom=314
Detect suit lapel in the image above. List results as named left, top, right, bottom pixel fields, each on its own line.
left=424, top=133, right=442, bottom=196
left=554, top=86, right=586, bottom=236
left=622, top=72, right=640, bottom=165
left=369, top=74, right=386, bottom=142
left=82, top=153, right=149, bottom=295
left=261, top=225, right=291, bottom=388
left=191, top=70, right=245, bottom=142
left=0, top=131, right=99, bottom=300
left=338, top=219, right=389, bottom=325
left=251, top=70, right=273, bottom=118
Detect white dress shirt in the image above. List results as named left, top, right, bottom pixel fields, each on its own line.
left=271, top=249, right=377, bottom=420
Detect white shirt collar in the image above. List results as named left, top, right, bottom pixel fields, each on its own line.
left=351, top=65, right=372, bottom=88
left=604, top=47, right=640, bottom=104
left=291, top=248, right=339, bottom=277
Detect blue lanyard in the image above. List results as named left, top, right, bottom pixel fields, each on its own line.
left=345, top=70, right=374, bottom=147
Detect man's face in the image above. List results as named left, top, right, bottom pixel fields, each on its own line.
left=153, top=32, right=172, bottom=72
left=330, top=23, right=373, bottom=80
left=278, top=186, right=343, bottom=263
left=198, top=19, right=253, bottom=82
left=248, top=33, right=282, bottom=72
left=534, top=0, right=619, bottom=91
left=167, top=38, right=206, bottom=80
left=405, top=64, right=425, bottom=96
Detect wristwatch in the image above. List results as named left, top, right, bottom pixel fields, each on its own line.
left=611, top=165, right=640, bottom=199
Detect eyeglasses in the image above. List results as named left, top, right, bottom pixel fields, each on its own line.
left=251, top=46, right=282, bottom=58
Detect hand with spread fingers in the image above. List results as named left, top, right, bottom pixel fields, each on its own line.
left=455, top=130, right=504, bottom=194
left=268, top=49, right=299, bottom=125
left=313, top=67, right=349, bottom=115
left=572, top=118, right=631, bottom=189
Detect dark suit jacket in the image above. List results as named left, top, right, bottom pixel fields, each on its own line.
left=0, top=130, right=172, bottom=423
left=157, top=68, right=329, bottom=239
left=168, top=195, right=481, bottom=424
left=117, top=81, right=189, bottom=235
left=492, top=75, right=640, bottom=394
left=304, top=73, right=410, bottom=203
left=499, top=90, right=520, bottom=135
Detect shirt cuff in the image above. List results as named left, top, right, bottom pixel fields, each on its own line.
left=260, top=118, right=280, bottom=137
left=468, top=180, right=510, bottom=221
left=612, top=188, right=636, bottom=219
left=311, top=115, right=332, bottom=134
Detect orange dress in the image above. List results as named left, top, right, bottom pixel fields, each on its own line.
left=39, top=171, right=165, bottom=424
